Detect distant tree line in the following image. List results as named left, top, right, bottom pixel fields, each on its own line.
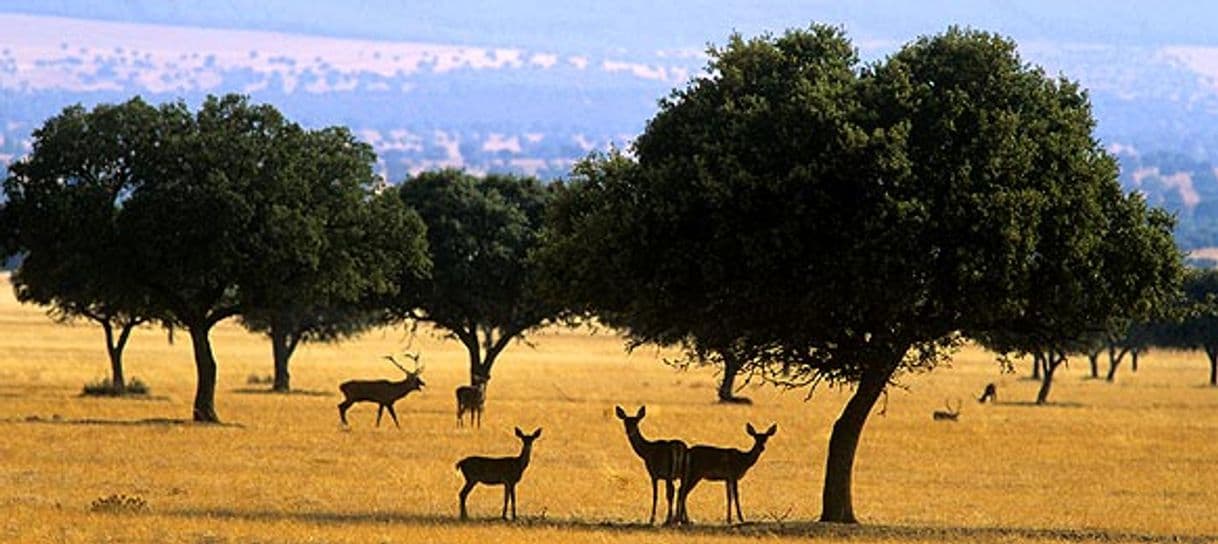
left=0, top=25, right=1200, bottom=525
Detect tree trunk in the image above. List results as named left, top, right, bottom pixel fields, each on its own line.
left=101, top=322, right=126, bottom=395
left=1086, top=349, right=1101, bottom=379
left=718, top=352, right=745, bottom=403
left=188, top=325, right=221, bottom=423
left=1036, top=351, right=1064, bottom=405
left=270, top=325, right=294, bottom=392
left=1207, top=346, right=1218, bottom=386
left=1105, top=345, right=1129, bottom=382
left=819, top=360, right=897, bottom=524
left=1130, top=349, right=1139, bottom=373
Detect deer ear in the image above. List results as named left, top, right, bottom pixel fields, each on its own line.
left=765, top=423, right=777, bottom=436
left=515, top=427, right=525, bottom=438
left=746, top=422, right=757, bottom=435
left=532, top=428, right=542, bottom=438
left=637, top=406, right=646, bottom=418
left=615, top=406, right=627, bottom=419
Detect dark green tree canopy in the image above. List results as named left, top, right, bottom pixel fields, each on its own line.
left=393, top=169, right=559, bottom=383
left=545, top=25, right=1183, bottom=523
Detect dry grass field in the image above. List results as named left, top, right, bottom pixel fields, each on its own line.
left=2, top=273, right=1217, bottom=543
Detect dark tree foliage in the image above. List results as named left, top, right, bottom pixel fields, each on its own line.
left=236, top=128, right=429, bottom=392
left=392, top=169, right=559, bottom=387
left=545, top=25, right=1183, bottom=523
left=3, top=99, right=160, bottom=394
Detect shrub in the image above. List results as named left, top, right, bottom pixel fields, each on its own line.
left=89, top=494, right=148, bottom=513
left=81, top=377, right=149, bottom=397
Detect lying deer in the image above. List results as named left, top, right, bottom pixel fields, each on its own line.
left=615, top=405, right=687, bottom=525
left=933, top=398, right=962, bottom=421
left=456, top=374, right=488, bottom=428
left=456, top=426, right=542, bottom=521
left=676, top=422, right=777, bottom=525
left=337, top=353, right=424, bottom=428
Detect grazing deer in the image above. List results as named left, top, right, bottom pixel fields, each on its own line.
left=977, top=383, right=998, bottom=404
left=456, top=427, right=542, bottom=521
left=676, top=422, right=777, bottom=525
left=933, top=398, right=962, bottom=421
left=614, top=405, right=688, bottom=525
left=456, top=374, right=489, bottom=428
left=337, top=353, right=425, bottom=428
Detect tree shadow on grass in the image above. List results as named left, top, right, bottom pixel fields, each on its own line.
left=230, top=388, right=333, bottom=397
left=993, top=400, right=1087, bottom=409
left=6, top=415, right=244, bottom=428
left=153, top=508, right=1213, bottom=543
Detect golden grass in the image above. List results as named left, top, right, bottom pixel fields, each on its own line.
left=1, top=272, right=1217, bottom=543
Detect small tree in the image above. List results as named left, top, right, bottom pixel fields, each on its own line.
left=3, top=99, right=160, bottom=394
left=1152, top=268, right=1218, bottom=385
left=392, top=169, right=559, bottom=387
left=236, top=128, right=429, bottom=392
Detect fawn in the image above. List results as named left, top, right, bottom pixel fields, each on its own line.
left=456, top=374, right=489, bottom=428
left=337, top=354, right=424, bottom=428
left=456, top=427, right=542, bottom=521
left=614, top=405, right=687, bottom=525
left=676, top=422, right=777, bottom=525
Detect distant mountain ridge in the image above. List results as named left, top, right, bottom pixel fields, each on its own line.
left=4, top=6, right=1218, bottom=248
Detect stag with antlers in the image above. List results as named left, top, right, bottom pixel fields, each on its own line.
left=337, top=352, right=425, bottom=428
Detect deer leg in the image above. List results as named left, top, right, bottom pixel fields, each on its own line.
left=386, top=404, right=401, bottom=429
left=510, top=484, right=518, bottom=520
left=501, top=484, right=510, bottom=520
left=663, top=478, right=676, bottom=525
left=375, top=405, right=384, bottom=427
left=337, top=400, right=352, bottom=426
left=457, top=406, right=464, bottom=427
left=732, top=480, right=744, bottom=523
left=648, top=477, right=658, bottom=525
left=475, top=408, right=482, bottom=429
left=459, top=480, right=476, bottom=521
left=677, top=476, right=700, bottom=525
left=725, top=481, right=733, bottom=524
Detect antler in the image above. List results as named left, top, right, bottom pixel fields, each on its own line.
left=383, top=355, right=411, bottom=375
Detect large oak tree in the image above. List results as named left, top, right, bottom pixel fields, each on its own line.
left=545, top=25, right=1182, bottom=523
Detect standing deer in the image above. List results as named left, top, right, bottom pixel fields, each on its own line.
left=676, top=422, right=777, bottom=525
left=456, top=426, right=542, bottom=521
left=614, top=405, right=687, bottom=525
left=337, top=353, right=425, bottom=428
left=455, top=374, right=488, bottom=428
left=933, top=398, right=962, bottom=421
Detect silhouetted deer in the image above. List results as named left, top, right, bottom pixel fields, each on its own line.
left=615, top=405, right=687, bottom=525
left=977, top=383, right=998, bottom=404
left=456, top=427, right=542, bottom=521
left=337, top=353, right=424, bottom=428
left=933, top=398, right=962, bottom=421
left=456, top=374, right=488, bottom=428
left=676, top=422, right=777, bottom=525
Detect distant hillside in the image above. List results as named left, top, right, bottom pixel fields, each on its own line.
left=4, top=8, right=1218, bottom=248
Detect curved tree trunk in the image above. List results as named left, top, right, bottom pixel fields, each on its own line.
left=189, top=325, right=221, bottom=423
left=1031, top=352, right=1042, bottom=380
left=820, top=361, right=897, bottom=523
left=1036, top=351, right=1065, bottom=405
left=1105, top=345, right=1129, bottom=382
left=717, top=351, right=749, bottom=403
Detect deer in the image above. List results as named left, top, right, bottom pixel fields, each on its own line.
left=977, top=383, right=998, bottom=404
left=455, top=374, right=488, bottom=428
left=675, top=422, right=777, bottom=525
left=456, top=427, right=542, bottom=521
left=337, top=352, right=425, bottom=428
left=614, top=405, right=688, bottom=525
left=933, top=398, right=962, bottom=421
